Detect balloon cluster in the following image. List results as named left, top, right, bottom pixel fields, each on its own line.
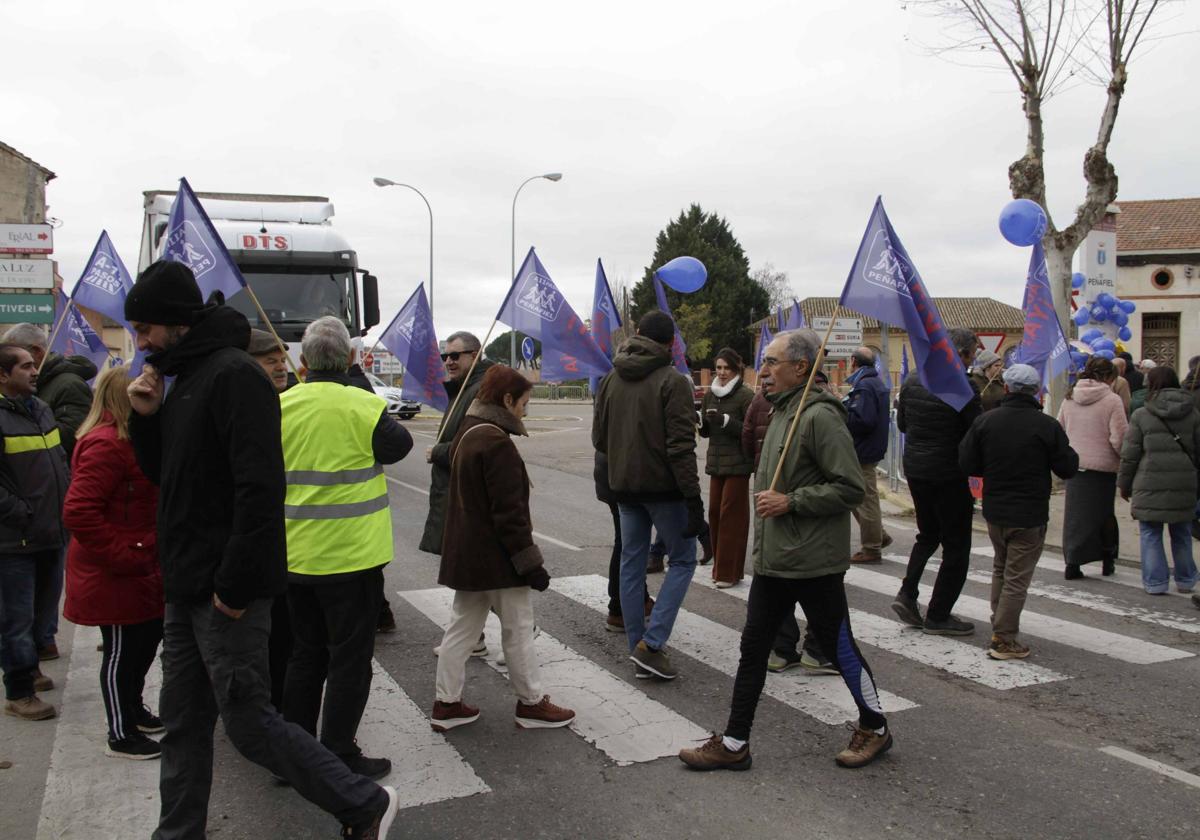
left=1071, top=279, right=1136, bottom=344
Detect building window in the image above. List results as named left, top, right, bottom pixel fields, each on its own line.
left=1151, top=268, right=1174, bottom=290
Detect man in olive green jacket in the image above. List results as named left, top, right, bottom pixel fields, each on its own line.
left=680, top=329, right=894, bottom=773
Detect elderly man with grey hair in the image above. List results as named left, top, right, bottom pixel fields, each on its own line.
left=959, top=363, right=1078, bottom=660
left=279, top=316, right=413, bottom=781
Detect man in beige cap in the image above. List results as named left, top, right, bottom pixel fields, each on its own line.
left=247, top=329, right=290, bottom=393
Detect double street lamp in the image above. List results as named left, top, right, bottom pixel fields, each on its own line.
left=511, top=172, right=563, bottom=366
left=373, top=177, right=434, bottom=315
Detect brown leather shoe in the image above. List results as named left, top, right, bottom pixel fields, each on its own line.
left=38, top=644, right=59, bottom=661
left=678, top=733, right=752, bottom=771
left=4, top=695, right=56, bottom=721
left=835, top=723, right=892, bottom=768
left=850, top=551, right=882, bottom=565
left=514, top=695, right=575, bottom=729
left=646, top=553, right=665, bottom=574
left=605, top=614, right=625, bottom=633
left=430, top=700, right=480, bottom=732
left=34, top=670, right=53, bottom=693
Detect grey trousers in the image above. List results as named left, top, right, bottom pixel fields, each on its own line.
left=153, top=599, right=384, bottom=840
left=987, top=523, right=1047, bottom=642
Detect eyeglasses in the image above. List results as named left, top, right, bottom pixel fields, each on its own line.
left=440, top=350, right=477, bottom=362
left=760, top=357, right=796, bottom=368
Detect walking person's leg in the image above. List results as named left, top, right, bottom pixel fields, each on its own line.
left=990, top=526, right=1045, bottom=654
left=99, top=625, right=130, bottom=742
left=606, top=503, right=623, bottom=617
left=434, top=591, right=492, bottom=705
left=853, top=462, right=884, bottom=556
left=708, top=475, right=724, bottom=580
left=715, top=475, right=751, bottom=585
left=492, top=586, right=574, bottom=730
left=282, top=583, right=329, bottom=738
left=1138, top=521, right=1170, bottom=594
left=898, top=478, right=944, bottom=602
left=267, top=593, right=292, bottom=710
left=0, top=554, right=40, bottom=710
left=926, top=479, right=975, bottom=623
left=618, top=503, right=654, bottom=651
left=32, top=549, right=63, bottom=653
left=1167, top=521, right=1197, bottom=592
left=128, top=617, right=164, bottom=724
left=642, top=500, right=697, bottom=652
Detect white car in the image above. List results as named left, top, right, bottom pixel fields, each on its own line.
left=366, top=373, right=421, bottom=420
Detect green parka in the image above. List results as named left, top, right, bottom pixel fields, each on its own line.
left=1118, top=388, right=1200, bottom=523
left=752, top=385, right=865, bottom=578
left=699, top=379, right=754, bottom=477
left=36, top=353, right=97, bottom=458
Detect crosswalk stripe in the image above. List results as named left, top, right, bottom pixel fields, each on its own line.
left=691, top=577, right=1068, bottom=689
left=550, top=575, right=918, bottom=725
left=398, top=587, right=707, bottom=765
left=882, top=553, right=1200, bottom=636
left=843, top=567, right=1193, bottom=665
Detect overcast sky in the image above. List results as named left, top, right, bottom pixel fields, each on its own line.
left=10, top=0, right=1200, bottom=344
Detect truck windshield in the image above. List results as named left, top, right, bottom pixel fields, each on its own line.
left=228, top=267, right=355, bottom=332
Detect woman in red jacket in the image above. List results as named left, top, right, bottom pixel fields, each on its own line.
left=62, top=366, right=164, bottom=760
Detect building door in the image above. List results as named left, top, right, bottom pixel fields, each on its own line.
left=1141, top=313, right=1180, bottom=368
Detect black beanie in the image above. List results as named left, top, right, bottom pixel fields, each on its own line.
left=124, top=260, right=205, bottom=326
left=637, top=310, right=675, bottom=346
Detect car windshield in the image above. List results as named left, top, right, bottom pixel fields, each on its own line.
left=228, top=267, right=355, bottom=331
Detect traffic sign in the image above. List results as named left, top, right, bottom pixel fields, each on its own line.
left=0, top=224, right=53, bottom=254
left=521, top=336, right=535, bottom=362
left=0, top=293, right=55, bottom=324
left=811, top=316, right=863, bottom=359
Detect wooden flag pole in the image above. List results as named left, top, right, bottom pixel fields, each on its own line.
left=768, top=307, right=843, bottom=492
left=241, top=282, right=301, bottom=380
left=37, top=297, right=74, bottom=375
left=432, top=315, right=506, bottom=448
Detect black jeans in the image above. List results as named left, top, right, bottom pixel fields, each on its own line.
left=153, top=599, right=383, bottom=840
left=725, top=573, right=886, bottom=741
left=99, top=618, right=163, bottom=741
left=283, top=567, right=383, bottom=758
left=771, top=613, right=824, bottom=661
left=606, top=503, right=650, bottom=616
left=267, top=594, right=292, bottom=710
left=900, top=476, right=975, bottom=621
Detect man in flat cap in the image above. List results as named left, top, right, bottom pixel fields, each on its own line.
left=958, top=363, right=1078, bottom=661
left=247, top=328, right=290, bottom=393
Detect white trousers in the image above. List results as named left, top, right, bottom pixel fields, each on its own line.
left=435, top=587, right=542, bottom=705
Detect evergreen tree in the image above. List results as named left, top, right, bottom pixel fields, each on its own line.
left=484, top=330, right=540, bottom=369
left=632, top=204, right=770, bottom=367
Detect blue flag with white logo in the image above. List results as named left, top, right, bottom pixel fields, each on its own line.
left=499, top=248, right=613, bottom=381
left=652, top=275, right=689, bottom=375
left=162, top=178, right=247, bottom=303
left=70, top=231, right=134, bottom=328
left=377, top=284, right=448, bottom=412
left=587, top=259, right=621, bottom=393
left=755, top=320, right=773, bottom=370
left=1012, top=241, right=1071, bottom=394
left=50, top=296, right=110, bottom=379
left=839, top=197, right=974, bottom=411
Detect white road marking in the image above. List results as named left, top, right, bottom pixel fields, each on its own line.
left=399, top=587, right=706, bottom=766
left=1098, top=746, right=1200, bottom=790
left=884, top=553, right=1200, bottom=636
left=551, top=575, right=918, bottom=725
left=385, top=476, right=581, bottom=551
left=692, top=577, right=1067, bottom=690
left=843, top=567, right=1193, bottom=665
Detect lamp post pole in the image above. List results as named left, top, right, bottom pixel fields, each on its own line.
left=373, top=177, right=434, bottom=315
left=510, top=172, right=563, bottom=366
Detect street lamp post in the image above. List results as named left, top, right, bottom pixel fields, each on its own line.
left=373, top=177, right=434, bottom=315
left=510, top=172, right=563, bottom=366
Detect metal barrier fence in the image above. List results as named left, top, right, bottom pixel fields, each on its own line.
left=882, top=407, right=905, bottom=492
left=531, top=384, right=588, bottom=400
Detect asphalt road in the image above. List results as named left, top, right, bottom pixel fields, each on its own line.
left=5, top=400, right=1200, bottom=839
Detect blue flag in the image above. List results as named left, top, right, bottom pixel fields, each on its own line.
left=70, top=231, right=134, bottom=328
left=377, top=284, right=448, bottom=412
left=780, top=300, right=806, bottom=330
left=652, top=275, right=689, bottom=375
left=1012, top=241, right=1071, bottom=394
left=901, top=344, right=909, bottom=381
left=50, top=296, right=110, bottom=379
left=162, top=178, right=247, bottom=303
left=499, top=248, right=614, bottom=381
left=755, top=320, right=773, bottom=370
left=588, top=259, right=621, bottom=393
left=839, top=197, right=974, bottom=412
left=874, top=355, right=892, bottom=390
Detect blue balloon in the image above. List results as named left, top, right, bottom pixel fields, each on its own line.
left=1111, top=311, right=1128, bottom=327
left=1071, top=272, right=1086, bottom=289
left=654, top=256, right=707, bottom=293
left=1096, top=349, right=1115, bottom=360
left=1093, top=339, right=1115, bottom=352
left=1082, top=329, right=1103, bottom=342
left=1120, top=299, right=1136, bottom=314
left=1090, top=306, right=1108, bottom=323
left=1119, top=326, right=1133, bottom=341
left=1073, top=309, right=1091, bottom=327
left=1096, top=293, right=1115, bottom=309
left=998, top=199, right=1048, bottom=247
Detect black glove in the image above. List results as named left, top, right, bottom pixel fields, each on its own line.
left=525, top=566, right=551, bottom=592
left=682, top=496, right=705, bottom=539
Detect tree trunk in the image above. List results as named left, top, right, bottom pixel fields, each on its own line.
left=1043, top=243, right=1075, bottom=415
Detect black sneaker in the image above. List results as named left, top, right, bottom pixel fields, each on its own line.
left=136, top=706, right=165, bottom=734
left=1064, top=564, right=1084, bottom=580
left=342, top=752, right=392, bottom=780
left=922, top=615, right=974, bottom=636
left=106, top=733, right=162, bottom=760
left=376, top=602, right=397, bottom=634
left=890, top=592, right=923, bottom=628
left=1192, top=593, right=1200, bottom=610
left=343, top=785, right=398, bottom=840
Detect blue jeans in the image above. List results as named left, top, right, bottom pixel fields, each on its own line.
left=1137, top=521, right=1197, bottom=593
left=34, top=548, right=65, bottom=649
left=617, top=500, right=696, bottom=651
left=0, top=552, right=44, bottom=700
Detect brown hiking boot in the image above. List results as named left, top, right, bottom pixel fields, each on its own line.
left=988, top=635, right=1031, bottom=660
left=34, top=670, right=53, bottom=693
left=850, top=551, right=882, bottom=565
left=430, top=700, right=480, bottom=732
left=38, top=644, right=59, bottom=661
left=515, top=695, right=575, bottom=729
left=835, top=723, right=892, bottom=768
left=605, top=614, right=625, bottom=633
left=678, top=733, right=752, bottom=771
left=4, top=695, right=56, bottom=721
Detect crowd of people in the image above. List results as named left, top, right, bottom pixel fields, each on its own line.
left=2, top=258, right=1200, bottom=836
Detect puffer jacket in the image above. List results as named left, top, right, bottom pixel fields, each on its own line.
left=896, top=372, right=982, bottom=481
left=36, top=353, right=98, bottom=458
left=699, top=378, right=754, bottom=476
left=845, top=366, right=890, bottom=464
left=1057, top=379, right=1128, bottom=473
left=592, top=335, right=699, bottom=501
left=751, top=387, right=864, bottom=579
left=0, top=394, right=69, bottom=553
left=741, top=389, right=772, bottom=469
left=1118, top=388, right=1200, bottom=523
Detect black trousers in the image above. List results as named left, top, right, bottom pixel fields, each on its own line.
left=771, top=613, right=823, bottom=660
left=605, top=503, right=650, bottom=616
left=725, top=573, right=886, bottom=741
left=99, top=618, right=163, bottom=741
left=153, top=599, right=383, bottom=840
left=267, top=594, right=292, bottom=710
left=900, top=476, right=975, bottom=621
left=283, top=567, right=383, bottom=759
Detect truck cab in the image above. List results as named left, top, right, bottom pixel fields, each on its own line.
left=138, top=191, right=380, bottom=367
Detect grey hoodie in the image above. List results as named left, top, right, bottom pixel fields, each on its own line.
left=1118, top=388, right=1200, bottom=522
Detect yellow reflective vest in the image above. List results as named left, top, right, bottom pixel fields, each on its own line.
left=279, top=381, right=393, bottom=575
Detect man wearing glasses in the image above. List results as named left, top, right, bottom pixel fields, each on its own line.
left=419, top=332, right=494, bottom=555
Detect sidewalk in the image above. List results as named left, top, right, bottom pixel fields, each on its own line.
left=877, top=477, right=1141, bottom=567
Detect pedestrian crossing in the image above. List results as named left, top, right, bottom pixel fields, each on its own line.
left=27, top=553, right=1200, bottom=836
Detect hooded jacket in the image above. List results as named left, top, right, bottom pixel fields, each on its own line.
left=896, top=372, right=982, bottom=482
left=845, top=365, right=891, bottom=464
left=129, top=305, right=287, bottom=608
left=37, top=353, right=98, bottom=458
left=1057, top=379, right=1128, bottom=473
left=419, top=358, right=494, bottom=554
left=752, top=386, right=864, bottom=579
left=1118, top=388, right=1200, bottom=523
left=0, top=394, right=69, bottom=554
left=592, top=335, right=700, bottom=502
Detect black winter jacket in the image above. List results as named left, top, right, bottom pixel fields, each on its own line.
left=0, top=395, right=69, bottom=553
left=129, top=305, right=287, bottom=609
left=37, top=353, right=98, bottom=458
left=897, top=372, right=982, bottom=481
left=958, top=393, right=1079, bottom=528
left=845, top=366, right=890, bottom=464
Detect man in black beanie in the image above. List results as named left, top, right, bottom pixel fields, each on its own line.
left=125, top=260, right=398, bottom=840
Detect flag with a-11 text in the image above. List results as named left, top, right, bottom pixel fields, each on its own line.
left=70, top=230, right=134, bottom=329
